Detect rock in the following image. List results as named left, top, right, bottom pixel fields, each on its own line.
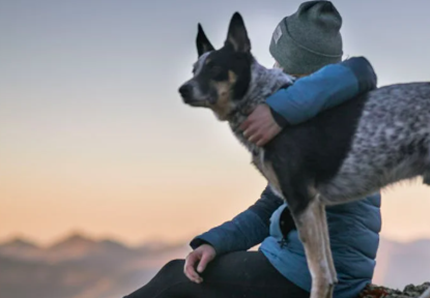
left=359, top=282, right=430, bottom=298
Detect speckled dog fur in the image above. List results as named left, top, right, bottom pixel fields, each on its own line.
left=319, top=82, right=430, bottom=202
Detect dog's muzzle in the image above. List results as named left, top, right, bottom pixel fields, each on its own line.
left=179, top=84, right=192, bottom=102
left=178, top=83, right=206, bottom=107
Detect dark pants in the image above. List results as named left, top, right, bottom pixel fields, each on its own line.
left=123, top=250, right=310, bottom=298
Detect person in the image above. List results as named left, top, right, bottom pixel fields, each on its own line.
left=123, top=1, right=381, bottom=298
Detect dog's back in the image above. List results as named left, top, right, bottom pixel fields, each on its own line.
left=266, top=82, right=430, bottom=204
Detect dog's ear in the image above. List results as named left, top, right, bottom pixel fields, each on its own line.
left=196, top=23, right=215, bottom=57
left=225, top=12, right=251, bottom=52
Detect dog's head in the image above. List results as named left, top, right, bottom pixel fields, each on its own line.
left=178, top=12, right=253, bottom=121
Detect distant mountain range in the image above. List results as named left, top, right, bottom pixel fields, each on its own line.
left=0, top=233, right=190, bottom=298
left=0, top=233, right=429, bottom=298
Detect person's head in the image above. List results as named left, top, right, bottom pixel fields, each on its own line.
left=270, top=1, right=343, bottom=77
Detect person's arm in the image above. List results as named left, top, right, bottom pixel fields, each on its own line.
left=266, top=56, right=378, bottom=127
left=189, top=185, right=283, bottom=255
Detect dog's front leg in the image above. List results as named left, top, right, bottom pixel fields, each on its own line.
left=267, top=154, right=337, bottom=297
left=317, top=195, right=337, bottom=296
left=293, top=196, right=337, bottom=298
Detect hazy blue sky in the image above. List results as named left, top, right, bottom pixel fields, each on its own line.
left=1, top=0, right=430, bottom=245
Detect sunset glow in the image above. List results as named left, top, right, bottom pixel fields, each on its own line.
left=1, top=0, right=430, bottom=248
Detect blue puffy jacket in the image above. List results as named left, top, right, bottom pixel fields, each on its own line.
left=190, top=57, right=382, bottom=298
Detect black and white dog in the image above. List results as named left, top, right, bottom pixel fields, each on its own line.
left=178, top=12, right=430, bottom=298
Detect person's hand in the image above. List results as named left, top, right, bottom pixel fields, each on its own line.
left=240, top=104, right=282, bottom=147
left=184, top=244, right=216, bottom=283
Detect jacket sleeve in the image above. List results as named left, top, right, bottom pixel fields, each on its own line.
left=266, top=56, right=378, bottom=127
left=189, top=185, right=283, bottom=255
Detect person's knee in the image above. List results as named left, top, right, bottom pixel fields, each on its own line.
left=159, top=259, right=185, bottom=275
left=122, top=259, right=186, bottom=298
left=123, top=259, right=189, bottom=298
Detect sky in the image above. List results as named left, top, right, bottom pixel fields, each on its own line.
left=1, top=0, right=430, bottom=247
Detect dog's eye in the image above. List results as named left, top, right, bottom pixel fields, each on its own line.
left=211, top=66, right=223, bottom=76
left=205, top=61, right=225, bottom=80
left=209, top=65, right=225, bottom=81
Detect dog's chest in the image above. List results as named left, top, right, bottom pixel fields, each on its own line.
left=251, top=149, right=283, bottom=198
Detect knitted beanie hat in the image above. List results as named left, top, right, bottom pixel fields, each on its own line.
left=269, top=1, right=343, bottom=74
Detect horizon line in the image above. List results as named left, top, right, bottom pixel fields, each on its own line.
left=1, top=229, right=429, bottom=248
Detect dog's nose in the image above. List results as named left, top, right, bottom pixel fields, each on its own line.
left=179, top=84, right=192, bottom=100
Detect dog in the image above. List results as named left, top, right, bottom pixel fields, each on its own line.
left=178, top=12, right=430, bottom=298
